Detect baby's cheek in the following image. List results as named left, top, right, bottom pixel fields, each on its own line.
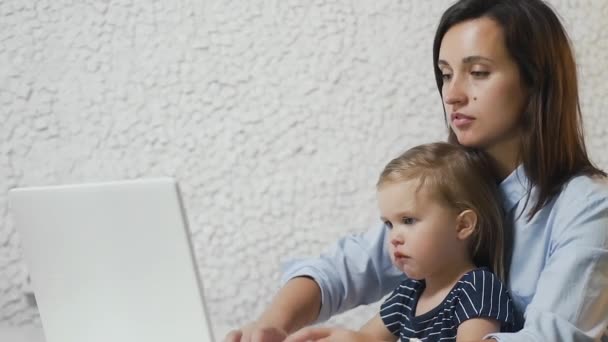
left=417, top=236, right=438, bottom=253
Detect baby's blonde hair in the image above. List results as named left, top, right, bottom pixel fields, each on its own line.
left=378, top=142, right=507, bottom=281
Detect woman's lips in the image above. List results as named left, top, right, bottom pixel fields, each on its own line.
left=451, top=112, right=475, bottom=128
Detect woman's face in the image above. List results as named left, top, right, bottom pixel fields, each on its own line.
left=438, top=17, right=528, bottom=151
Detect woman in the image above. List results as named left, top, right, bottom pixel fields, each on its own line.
left=226, top=0, right=608, bottom=341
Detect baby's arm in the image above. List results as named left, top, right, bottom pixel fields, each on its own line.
left=284, top=314, right=397, bottom=342
left=359, top=314, right=399, bottom=342
left=456, top=317, right=500, bottom=342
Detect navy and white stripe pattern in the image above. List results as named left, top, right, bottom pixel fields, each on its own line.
left=380, top=268, right=518, bottom=341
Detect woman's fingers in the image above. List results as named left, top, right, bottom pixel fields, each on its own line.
left=223, top=325, right=287, bottom=342
left=224, top=329, right=243, bottom=342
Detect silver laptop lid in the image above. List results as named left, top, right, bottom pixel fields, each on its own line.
left=9, top=178, right=214, bottom=342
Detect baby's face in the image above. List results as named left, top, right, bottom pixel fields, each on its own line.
left=377, top=180, right=461, bottom=280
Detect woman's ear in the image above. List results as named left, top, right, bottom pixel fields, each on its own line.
left=456, top=209, right=477, bottom=240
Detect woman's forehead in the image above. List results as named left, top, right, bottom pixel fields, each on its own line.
left=438, top=17, right=510, bottom=65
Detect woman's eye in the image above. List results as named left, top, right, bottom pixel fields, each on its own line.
left=441, top=73, right=452, bottom=81
left=471, top=71, right=490, bottom=78
left=402, top=217, right=416, bottom=225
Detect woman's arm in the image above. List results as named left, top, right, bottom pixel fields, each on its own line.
left=224, top=277, right=320, bottom=341
left=225, top=224, right=404, bottom=341
left=487, top=181, right=608, bottom=341
left=280, top=224, right=404, bottom=321
left=256, top=277, right=321, bottom=332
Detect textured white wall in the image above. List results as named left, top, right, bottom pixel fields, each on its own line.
left=1, top=0, right=607, bottom=337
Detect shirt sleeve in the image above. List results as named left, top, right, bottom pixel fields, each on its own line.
left=281, top=224, right=404, bottom=322
left=453, top=270, right=516, bottom=331
left=486, top=185, right=608, bottom=341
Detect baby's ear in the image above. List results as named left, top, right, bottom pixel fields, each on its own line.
left=455, top=209, right=477, bottom=240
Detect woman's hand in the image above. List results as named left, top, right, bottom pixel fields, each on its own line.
left=285, top=327, right=385, bottom=342
left=224, top=322, right=288, bottom=342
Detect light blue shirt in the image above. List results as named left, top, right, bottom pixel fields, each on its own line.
left=282, top=166, right=608, bottom=341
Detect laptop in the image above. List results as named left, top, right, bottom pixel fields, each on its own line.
left=8, top=178, right=216, bottom=342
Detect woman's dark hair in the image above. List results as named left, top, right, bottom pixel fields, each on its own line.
left=433, top=0, right=605, bottom=219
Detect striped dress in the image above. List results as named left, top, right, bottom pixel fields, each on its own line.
left=380, top=268, right=519, bottom=341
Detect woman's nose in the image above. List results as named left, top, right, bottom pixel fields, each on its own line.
left=443, top=76, right=467, bottom=106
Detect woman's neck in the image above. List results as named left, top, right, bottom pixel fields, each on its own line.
left=485, top=135, right=522, bottom=180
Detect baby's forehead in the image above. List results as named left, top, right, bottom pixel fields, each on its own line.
left=411, top=183, right=445, bottom=204
left=379, top=178, right=443, bottom=200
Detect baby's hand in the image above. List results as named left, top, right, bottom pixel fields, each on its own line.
left=285, top=327, right=381, bottom=342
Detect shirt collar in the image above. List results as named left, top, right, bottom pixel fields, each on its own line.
left=499, top=164, right=530, bottom=213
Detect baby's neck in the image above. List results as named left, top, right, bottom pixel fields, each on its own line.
left=415, top=260, right=477, bottom=317
left=424, top=259, right=476, bottom=298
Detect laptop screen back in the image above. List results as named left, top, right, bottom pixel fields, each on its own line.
left=9, top=178, right=214, bottom=342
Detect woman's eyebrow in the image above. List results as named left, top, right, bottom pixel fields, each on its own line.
left=438, top=56, right=494, bottom=67
left=462, top=55, right=494, bottom=64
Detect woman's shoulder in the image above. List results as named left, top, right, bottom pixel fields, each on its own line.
left=555, top=173, right=608, bottom=206
left=548, top=173, right=608, bottom=240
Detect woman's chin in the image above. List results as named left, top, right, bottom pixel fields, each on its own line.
left=455, top=135, right=486, bottom=149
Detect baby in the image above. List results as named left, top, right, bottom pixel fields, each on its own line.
left=288, top=142, right=519, bottom=342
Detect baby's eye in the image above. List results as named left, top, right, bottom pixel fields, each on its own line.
left=402, top=217, right=416, bottom=225
left=384, top=221, right=393, bottom=230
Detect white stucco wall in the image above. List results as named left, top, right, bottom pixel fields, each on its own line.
left=1, top=0, right=607, bottom=338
